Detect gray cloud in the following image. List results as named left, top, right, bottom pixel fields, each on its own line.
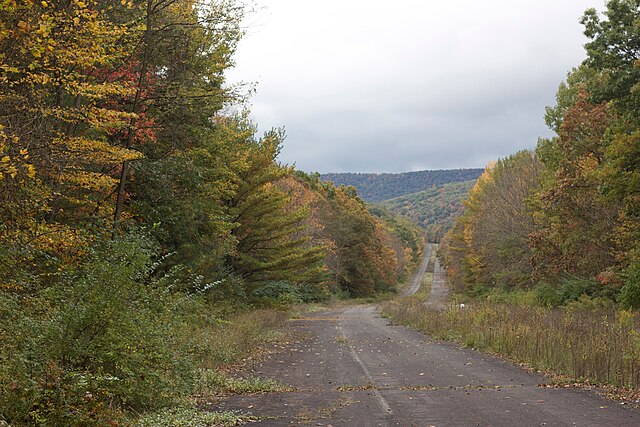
left=226, top=0, right=598, bottom=173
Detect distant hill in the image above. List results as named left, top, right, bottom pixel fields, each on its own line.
left=381, top=180, right=476, bottom=242
left=320, top=169, right=483, bottom=203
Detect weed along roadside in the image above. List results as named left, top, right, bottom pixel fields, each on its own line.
left=132, top=308, right=293, bottom=426
left=381, top=298, right=640, bottom=399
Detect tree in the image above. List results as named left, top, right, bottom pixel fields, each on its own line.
left=124, top=0, right=244, bottom=283
left=580, top=0, right=640, bottom=267
left=443, top=151, right=541, bottom=291
left=0, top=0, right=143, bottom=285
left=532, top=91, right=618, bottom=281
left=109, top=0, right=244, bottom=234
left=221, top=119, right=326, bottom=290
left=581, top=0, right=640, bottom=113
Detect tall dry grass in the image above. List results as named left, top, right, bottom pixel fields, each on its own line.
left=381, top=299, right=640, bottom=388
left=190, top=308, right=288, bottom=369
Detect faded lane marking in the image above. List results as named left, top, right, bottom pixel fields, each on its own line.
left=336, top=323, right=394, bottom=417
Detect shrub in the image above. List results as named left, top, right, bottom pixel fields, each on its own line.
left=1, top=234, right=198, bottom=425
left=619, top=263, right=640, bottom=309
left=134, top=407, right=256, bottom=427
left=536, top=276, right=615, bottom=307
left=251, top=281, right=330, bottom=306
left=252, top=281, right=304, bottom=305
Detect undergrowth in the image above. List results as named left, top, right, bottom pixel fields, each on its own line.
left=133, top=407, right=257, bottom=427
left=194, top=369, right=292, bottom=398
left=381, top=299, right=640, bottom=389
left=0, top=234, right=291, bottom=426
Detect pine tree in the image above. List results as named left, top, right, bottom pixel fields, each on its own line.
left=223, top=119, right=326, bottom=290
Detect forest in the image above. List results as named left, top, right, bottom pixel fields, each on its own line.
left=441, top=0, right=640, bottom=309
left=321, top=169, right=482, bottom=243
left=0, top=1, right=423, bottom=425
left=320, top=168, right=482, bottom=202
left=380, top=180, right=476, bottom=242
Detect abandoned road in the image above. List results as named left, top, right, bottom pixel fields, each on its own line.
left=215, top=248, right=640, bottom=426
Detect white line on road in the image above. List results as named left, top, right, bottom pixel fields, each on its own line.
left=337, top=323, right=394, bottom=417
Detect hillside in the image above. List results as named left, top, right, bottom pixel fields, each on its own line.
left=381, top=180, right=476, bottom=242
left=320, top=169, right=483, bottom=203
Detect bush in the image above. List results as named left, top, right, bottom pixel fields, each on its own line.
left=134, top=407, right=256, bottom=427
left=536, top=276, right=615, bottom=307
left=619, top=263, right=640, bottom=309
left=251, top=281, right=330, bottom=306
left=1, top=234, right=199, bottom=426
left=485, top=288, right=538, bottom=306
left=252, top=281, right=304, bottom=305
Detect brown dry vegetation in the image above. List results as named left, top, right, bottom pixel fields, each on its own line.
left=381, top=300, right=640, bottom=389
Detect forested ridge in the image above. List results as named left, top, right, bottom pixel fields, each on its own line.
left=0, top=1, right=423, bottom=425
left=320, top=168, right=483, bottom=203
left=320, top=170, right=482, bottom=243
left=442, top=0, right=640, bottom=308
left=380, top=180, right=476, bottom=242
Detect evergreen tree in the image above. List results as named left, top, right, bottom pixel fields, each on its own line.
left=223, top=119, right=326, bottom=289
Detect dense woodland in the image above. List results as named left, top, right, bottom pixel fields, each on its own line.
left=0, top=1, right=423, bottom=424
left=441, top=0, right=640, bottom=309
left=320, top=168, right=483, bottom=203
left=381, top=180, right=476, bottom=242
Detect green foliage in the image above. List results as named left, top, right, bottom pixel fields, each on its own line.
left=321, top=169, right=483, bottom=203
left=0, top=234, right=198, bottom=425
left=482, top=288, right=539, bottom=307
left=619, top=263, right=640, bottom=309
left=130, top=152, right=236, bottom=282
left=134, top=407, right=257, bottom=427
left=251, top=281, right=330, bottom=305
left=581, top=0, right=640, bottom=112
left=222, top=121, right=327, bottom=289
left=535, top=277, right=617, bottom=307
left=380, top=180, right=476, bottom=242
left=194, top=369, right=291, bottom=396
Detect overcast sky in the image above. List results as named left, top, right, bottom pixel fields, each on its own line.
left=225, top=0, right=599, bottom=173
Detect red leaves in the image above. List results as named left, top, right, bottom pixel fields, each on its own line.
left=92, top=60, right=158, bottom=146
left=558, top=91, right=610, bottom=165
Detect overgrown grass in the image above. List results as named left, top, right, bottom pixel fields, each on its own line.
left=159, top=308, right=291, bottom=423
left=194, top=369, right=292, bottom=398
left=412, top=272, right=433, bottom=301
left=133, top=407, right=257, bottom=427
left=191, top=308, right=288, bottom=369
left=381, top=299, right=640, bottom=389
